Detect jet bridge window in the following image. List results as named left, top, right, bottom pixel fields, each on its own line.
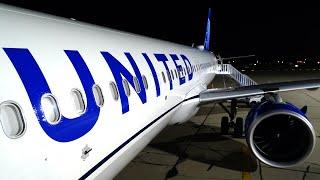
left=92, top=85, right=104, bottom=107
left=142, top=75, right=148, bottom=90
left=41, top=94, right=61, bottom=125
left=109, top=82, right=119, bottom=101
left=133, top=77, right=141, bottom=93
left=0, top=101, right=26, bottom=138
left=71, top=89, right=85, bottom=114
left=122, top=79, right=131, bottom=96
left=161, top=72, right=166, bottom=83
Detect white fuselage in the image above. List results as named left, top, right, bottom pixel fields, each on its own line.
left=0, top=4, right=216, bottom=179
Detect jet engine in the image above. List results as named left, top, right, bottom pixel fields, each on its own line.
left=245, top=101, right=316, bottom=168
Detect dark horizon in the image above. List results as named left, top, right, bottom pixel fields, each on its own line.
left=1, top=1, right=320, bottom=59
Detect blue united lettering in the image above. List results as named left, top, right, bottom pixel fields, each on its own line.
left=4, top=48, right=193, bottom=142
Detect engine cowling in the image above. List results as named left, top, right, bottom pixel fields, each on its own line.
left=245, top=101, right=316, bottom=168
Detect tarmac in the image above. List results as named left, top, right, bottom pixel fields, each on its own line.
left=115, top=71, right=320, bottom=180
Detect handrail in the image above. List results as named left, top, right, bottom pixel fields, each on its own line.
left=214, top=64, right=257, bottom=86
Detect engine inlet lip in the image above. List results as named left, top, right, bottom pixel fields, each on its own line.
left=248, top=110, right=316, bottom=168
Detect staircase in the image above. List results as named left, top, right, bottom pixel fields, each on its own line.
left=215, top=64, right=257, bottom=87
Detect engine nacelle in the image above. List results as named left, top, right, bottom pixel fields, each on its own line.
left=245, top=101, right=316, bottom=168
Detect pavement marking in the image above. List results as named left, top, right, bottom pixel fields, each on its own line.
left=303, top=91, right=320, bottom=103
left=242, top=146, right=252, bottom=180
left=242, top=171, right=251, bottom=180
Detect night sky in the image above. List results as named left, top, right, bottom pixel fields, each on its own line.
left=1, top=1, right=320, bottom=59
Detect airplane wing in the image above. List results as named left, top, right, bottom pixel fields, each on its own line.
left=199, top=79, right=320, bottom=104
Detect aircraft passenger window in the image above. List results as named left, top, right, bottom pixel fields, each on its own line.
left=175, top=69, right=178, bottom=78
left=133, top=77, right=141, bottom=93
left=122, top=79, right=131, bottom=96
left=92, top=85, right=104, bottom=107
left=71, top=89, right=85, bottom=114
left=109, top=82, right=119, bottom=101
left=0, top=102, right=26, bottom=138
left=171, top=70, right=174, bottom=80
left=161, top=72, right=166, bottom=83
left=167, top=71, right=171, bottom=81
left=142, top=75, right=148, bottom=90
left=41, top=94, right=61, bottom=125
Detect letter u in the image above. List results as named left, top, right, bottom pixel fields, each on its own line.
left=4, top=48, right=100, bottom=142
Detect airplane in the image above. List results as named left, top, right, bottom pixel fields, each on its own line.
left=0, top=4, right=319, bottom=179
